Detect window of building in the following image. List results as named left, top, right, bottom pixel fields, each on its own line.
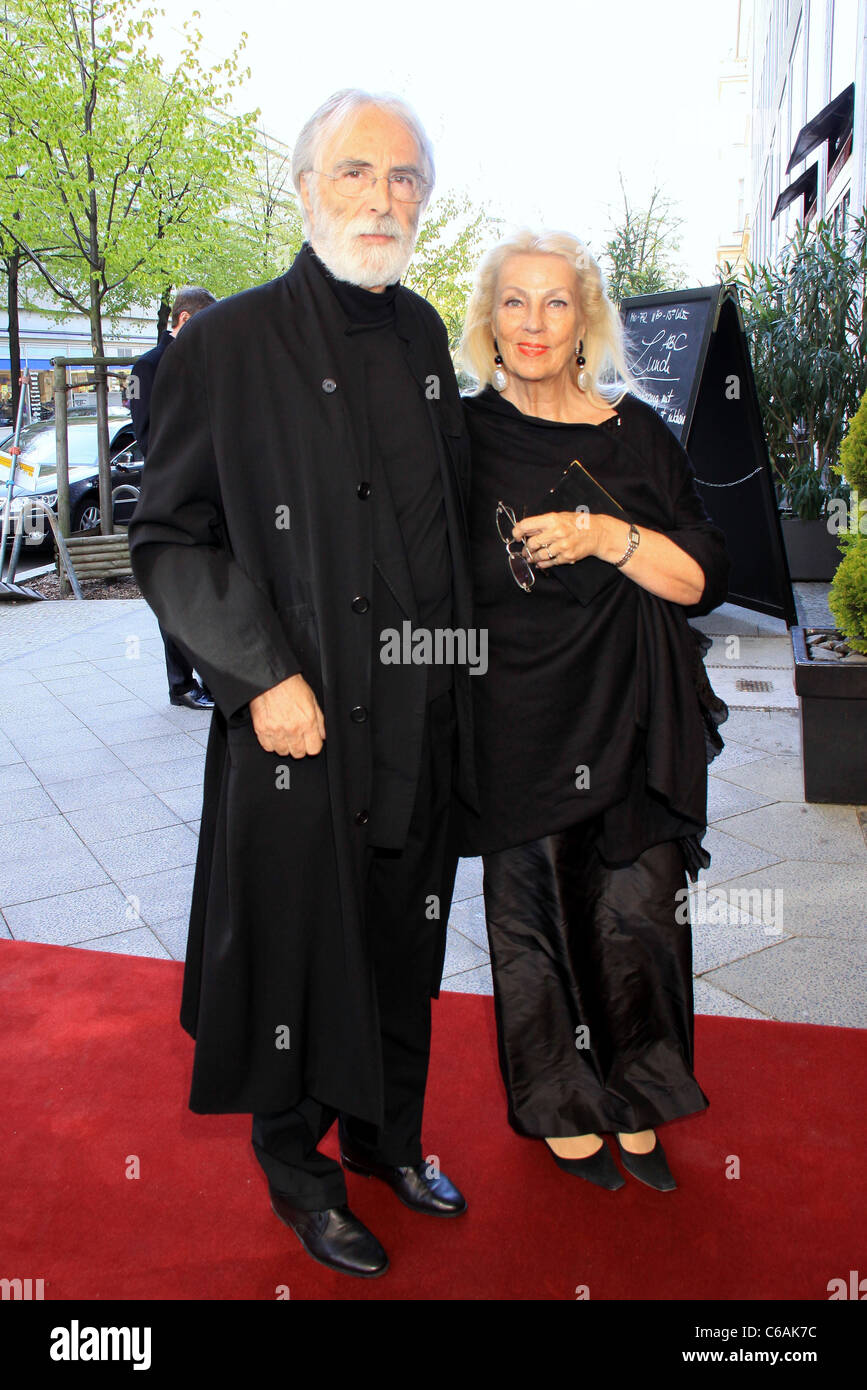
left=790, top=22, right=806, bottom=165
left=831, top=0, right=858, bottom=91
left=807, top=0, right=829, bottom=119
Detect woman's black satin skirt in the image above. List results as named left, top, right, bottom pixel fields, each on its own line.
left=481, top=820, right=709, bottom=1138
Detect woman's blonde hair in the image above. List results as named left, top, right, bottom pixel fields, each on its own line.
left=458, top=228, right=634, bottom=406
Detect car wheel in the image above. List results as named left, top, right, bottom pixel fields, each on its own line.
left=72, top=497, right=100, bottom=533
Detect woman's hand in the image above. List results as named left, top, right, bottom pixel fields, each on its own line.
left=512, top=510, right=706, bottom=606
left=511, top=509, right=603, bottom=567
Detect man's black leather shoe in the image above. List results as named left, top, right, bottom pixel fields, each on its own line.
left=170, top=685, right=214, bottom=710
left=269, top=1190, right=389, bottom=1278
left=341, top=1147, right=468, bottom=1217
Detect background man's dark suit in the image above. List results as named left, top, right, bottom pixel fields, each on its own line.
left=129, top=330, right=213, bottom=705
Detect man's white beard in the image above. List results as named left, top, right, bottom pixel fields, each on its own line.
left=308, top=187, right=418, bottom=289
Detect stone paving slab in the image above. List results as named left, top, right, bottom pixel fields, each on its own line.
left=713, top=753, right=804, bottom=803
left=705, top=860, right=867, bottom=943
left=714, top=802, right=867, bottom=863
left=702, top=936, right=867, bottom=1027
left=2, top=881, right=136, bottom=945
left=707, top=776, right=777, bottom=822
left=692, top=978, right=770, bottom=1019
left=65, top=926, right=173, bottom=959
left=704, top=635, right=795, bottom=668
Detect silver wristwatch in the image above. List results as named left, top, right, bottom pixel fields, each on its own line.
left=613, top=523, right=640, bottom=568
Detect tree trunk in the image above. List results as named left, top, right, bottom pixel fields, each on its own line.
left=6, top=250, right=21, bottom=423
left=89, top=291, right=113, bottom=536
left=156, top=286, right=172, bottom=337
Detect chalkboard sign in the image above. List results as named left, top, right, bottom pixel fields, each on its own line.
left=620, top=286, right=796, bottom=626
left=621, top=286, right=720, bottom=440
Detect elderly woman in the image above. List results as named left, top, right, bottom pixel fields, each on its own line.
left=457, top=230, right=729, bottom=1192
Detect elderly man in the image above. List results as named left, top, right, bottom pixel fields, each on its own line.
left=128, top=90, right=478, bottom=1280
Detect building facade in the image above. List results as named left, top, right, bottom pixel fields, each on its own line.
left=748, top=0, right=866, bottom=267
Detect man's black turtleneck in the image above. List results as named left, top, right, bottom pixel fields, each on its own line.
left=305, top=241, right=453, bottom=707
left=303, top=241, right=398, bottom=325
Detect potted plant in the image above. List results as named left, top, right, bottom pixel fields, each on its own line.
left=792, top=387, right=867, bottom=802
left=721, top=215, right=867, bottom=579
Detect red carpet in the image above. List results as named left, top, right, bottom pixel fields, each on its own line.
left=1, top=938, right=862, bottom=1301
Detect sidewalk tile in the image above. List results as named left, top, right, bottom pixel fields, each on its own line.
left=65, top=794, right=182, bottom=845
left=706, top=860, right=867, bottom=942
left=133, top=755, right=205, bottom=793
left=89, top=824, right=199, bottom=879
left=25, top=745, right=130, bottom=785
left=453, top=856, right=483, bottom=903
left=707, top=777, right=776, bottom=822
left=714, top=802, right=866, bottom=864
left=447, top=895, right=488, bottom=952
left=156, top=786, right=204, bottom=821
left=692, top=979, right=770, bottom=1019
left=719, top=708, right=801, bottom=756
left=3, top=882, right=135, bottom=943
left=703, top=936, right=867, bottom=1026
left=115, top=863, right=197, bottom=926
left=11, top=786, right=59, bottom=821
left=43, top=767, right=151, bottom=813
left=0, top=762, right=39, bottom=793
left=442, top=964, right=494, bottom=995
left=698, top=827, right=784, bottom=886
left=68, top=928, right=172, bottom=960
left=115, top=732, right=203, bottom=770
left=150, top=915, right=190, bottom=961
left=713, top=754, right=804, bottom=802
left=443, top=927, right=489, bottom=976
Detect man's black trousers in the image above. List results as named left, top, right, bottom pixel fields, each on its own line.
left=251, top=686, right=458, bottom=1210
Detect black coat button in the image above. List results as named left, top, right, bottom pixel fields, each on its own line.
left=350, top=705, right=368, bottom=722
left=354, top=809, right=369, bottom=825
left=356, top=481, right=371, bottom=499
left=351, top=595, right=370, bottom=613
left=321, top=377, right=337, bottom=393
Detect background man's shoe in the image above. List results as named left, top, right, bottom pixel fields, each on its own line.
left=341, top=1146, right=467, bottom=1217
left=170, top=685, right=214, bottom=710
left=269, top=1190, right=389, bottom=1278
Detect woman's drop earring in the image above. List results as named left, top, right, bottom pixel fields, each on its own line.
left=492, top=339, right=508, bottom=392
left=576, top=339, right=588, bottom=392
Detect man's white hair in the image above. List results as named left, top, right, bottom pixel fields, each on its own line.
left=292, top=88, right=436, bottom=235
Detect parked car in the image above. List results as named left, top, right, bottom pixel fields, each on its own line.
left=0, top=411, right=142, bottom=548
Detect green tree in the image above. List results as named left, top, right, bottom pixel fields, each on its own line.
left=403, top=190, right=501, bottom=351
left=0, top=0, right=257, bottom=518
left=601, top=174, right=685, bottom=306
left=718, top=213, right=867, bottom=518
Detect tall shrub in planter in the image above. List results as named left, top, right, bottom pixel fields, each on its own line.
left=720, top=214, right=867, bottom=519
left=830, top=388, right=867, bottom=653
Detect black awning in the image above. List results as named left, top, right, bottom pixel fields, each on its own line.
left=787, top=83, right=855, bottom=172
left=772, top=163, right=818, bottom=219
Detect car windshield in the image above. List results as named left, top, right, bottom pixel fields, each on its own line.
left=18, top=423, right=98, bottom=472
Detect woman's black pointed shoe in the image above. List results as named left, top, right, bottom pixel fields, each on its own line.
left=615, top=1134, right=677, bottom=1191
left=546, top=1138, right=625, bottom=1190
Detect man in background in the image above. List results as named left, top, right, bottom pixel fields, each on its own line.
left=129, top=286, right=217, bottom=710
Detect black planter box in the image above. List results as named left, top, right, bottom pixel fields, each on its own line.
left=792, top=627, right=867, bottom=803
left=781, top=517, right=843, bottom=581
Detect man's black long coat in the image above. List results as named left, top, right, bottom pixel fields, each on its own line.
left=127, top=247, right=478, bottom=1125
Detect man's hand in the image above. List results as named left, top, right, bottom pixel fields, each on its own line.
left=249, top=673, right=326, bottom=757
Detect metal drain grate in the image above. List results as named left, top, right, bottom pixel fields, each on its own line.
left=736, top=679, right=773, bottom=692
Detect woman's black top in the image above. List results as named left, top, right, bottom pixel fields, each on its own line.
left=458, top=386, right=730, bottom=865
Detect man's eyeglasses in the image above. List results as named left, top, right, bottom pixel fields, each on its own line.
left=313, top=165, right=429, bottom=204
left=496, top=501, right=535, bottom=593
